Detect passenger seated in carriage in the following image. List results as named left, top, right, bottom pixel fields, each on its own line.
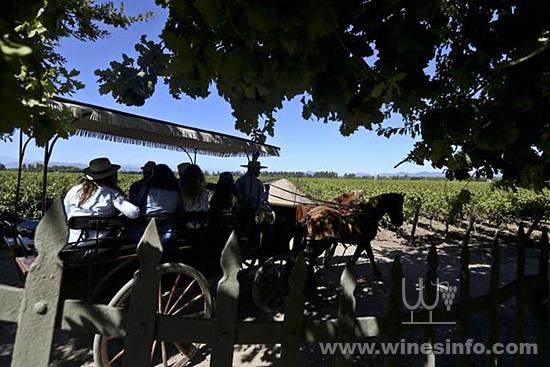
left=133, top=164, right=182, bottom=243
left=64, top=158, right=140, bottom=245
left=179, top=164, right=209, bottom=229
left=209, top=172, right=239, bottom=228
left=128, top=160, right=155, bottom=204
left=177, top=162, right=191, bottom=183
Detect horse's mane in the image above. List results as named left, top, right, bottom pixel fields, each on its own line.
left=331, top=190, right=366, bottom=205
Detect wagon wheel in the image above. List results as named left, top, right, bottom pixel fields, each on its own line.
left=252, top=255, right=294, bottom=314
left=93, top=263, right=213, bottom=367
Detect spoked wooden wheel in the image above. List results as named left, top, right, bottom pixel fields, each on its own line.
left=93, top=263, right=213, bottom=367
left=252, top=255, right=294, bottom=314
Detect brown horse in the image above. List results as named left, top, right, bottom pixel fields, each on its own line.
left=298, top=192, right=404, bottom=276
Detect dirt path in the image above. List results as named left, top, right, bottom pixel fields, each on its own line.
left=0, top=218, right=546, bottom=366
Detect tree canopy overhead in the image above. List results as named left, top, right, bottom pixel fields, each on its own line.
left=0, top=0, right=149, bottom=144
left=95, top=0, right=550, bottom=189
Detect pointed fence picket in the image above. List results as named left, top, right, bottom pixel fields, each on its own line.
left=121, top=220, right=163, bottom=367
left=457, top=242, right=470, bottom=367
left=335, top=263, right=357, bottom=367
left=211, top=230, right=242, bottom=367
left=0, top=199, right=549, bottom=366
left=11, top=200, right=67, bottom=367
left=424, top=243, right=438, bottom=367
left=384, top=256, right=403, bottom=367
left=516, top=225, right=527, bottom=367
left=536, top=228, right=549, bottom=367
left=281, top=253, right=306, bottom=366
left=487, top=234, right=500, bottom=367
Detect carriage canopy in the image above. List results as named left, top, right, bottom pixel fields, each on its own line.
left=49, top=96, right=280, bottom=158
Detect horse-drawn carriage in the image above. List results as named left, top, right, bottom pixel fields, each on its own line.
left=1, top=97, right=405, bottom=366
left=1, top=97, right=292, bottom=366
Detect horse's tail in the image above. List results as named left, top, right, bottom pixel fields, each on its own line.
left=291, top=221, right=308, bottom=256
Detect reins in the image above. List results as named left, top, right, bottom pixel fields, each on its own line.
left=268, top=183, right=357, bottom=209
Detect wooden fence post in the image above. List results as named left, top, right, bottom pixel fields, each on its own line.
left=384, top=256, right=403, bottom=367
left=462, top=213, right=476, bottom=245
left=457, top=243, right=470, bottom=367
left=281, top=253, right=307, bottom=366
left=11, top=199, right=68, bottom=367
left=424, top=243, right=438, bottom=367
left=211, top=230, right=242, bottom=367
left=535, top=228, right=548, bottom=367
left=409, top=200, right=422, bottom=247
left=121, top=219, right=163, bottom=367
left=487, top=233, right=500, bottom=367
left=516, top=224, right=527, bottom=367
left=335, top=262, right=357, bottom=367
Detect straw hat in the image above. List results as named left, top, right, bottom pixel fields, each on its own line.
left=241, top=161, right=267, bottom=169
left=83, top=157, right=120, bottom=180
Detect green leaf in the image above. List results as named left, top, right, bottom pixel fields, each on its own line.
left=0, top=39, right=32, bottom=57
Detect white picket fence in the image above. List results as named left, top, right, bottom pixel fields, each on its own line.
left=0, top=199, right=548, bottom=366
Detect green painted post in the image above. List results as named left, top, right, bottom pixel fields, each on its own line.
left=384, top=256, right=402, bottom=367
left=487, top=234, right=500, bottom=367
left=335, top=262, right=357, bottom=367
left=11, top=199, right=68, bottom=367
left=121, top=219, right=163, bottom=367
left=457, top=243, right=470, bottom=367
left=281, top=253, right=307, bottom=366
left=536, top=228, right=548, bottom=367
left=211, top=230, right=242, bottom=367
left=424, top=243, right=438, bottom=367
left=516, top=225, right=526, bottom=367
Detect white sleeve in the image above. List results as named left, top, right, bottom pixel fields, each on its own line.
left=112, top=192, right=140, bottom=219
left=63, top=186, right=77, bottom=219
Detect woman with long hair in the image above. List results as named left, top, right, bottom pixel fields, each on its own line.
left=209, top=172, right=239, bottom=231
left=134, top=164, right=181, bottom=243
left=209, top=172, right=238, bottom=213
left=179, top=164, right=209, bottom=212
left=138, top=164, right=181, bottom=214
left=179, top=164, right=209, bottom=229
left=64, top=157, right=140, bottom=245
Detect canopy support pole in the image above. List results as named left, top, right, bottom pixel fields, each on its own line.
left=15, top=130, right=32, bottom=225
left=180, top=146, right=194, bottom=163
left=40, top=133, right=64, bottom=217
left=193, top=149, right=197, bottom=164
left=39, top=114, right=88, bottom=217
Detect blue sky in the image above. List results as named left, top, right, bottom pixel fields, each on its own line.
left=0, top=1, right=439, bottom=175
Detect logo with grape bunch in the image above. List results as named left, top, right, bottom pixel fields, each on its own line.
left=440, top=283, right=458, bottom=311
left=402, top=278, right=457, bottom=325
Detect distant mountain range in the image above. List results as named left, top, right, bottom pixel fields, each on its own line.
left=0, top=155, right=142, bottom=171
left=0, top=155, right=444, bottom=176
left=375, top=171, right=445, bottom=177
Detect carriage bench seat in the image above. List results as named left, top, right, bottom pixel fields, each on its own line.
left=59, top=216, right=135, bottom=262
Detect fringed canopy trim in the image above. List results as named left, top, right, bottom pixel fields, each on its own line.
left=48, top=97, right=280, bottom=158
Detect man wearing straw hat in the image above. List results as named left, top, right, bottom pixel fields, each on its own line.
left=235, top=158, right=267, bottom=214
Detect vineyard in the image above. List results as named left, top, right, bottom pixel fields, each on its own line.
left=0, top=172, right=548, bottom=231
left=293, top=177, right=549, bottom=230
